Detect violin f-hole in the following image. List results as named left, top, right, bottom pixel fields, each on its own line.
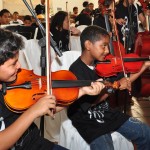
left=32, top=92, right=46, bottom=100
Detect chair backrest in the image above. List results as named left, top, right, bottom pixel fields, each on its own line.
left=52, top=51, right=81, bottom=71
left=76, top=25, right=88, bottom=32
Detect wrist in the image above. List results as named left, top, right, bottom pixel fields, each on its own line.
left=78, top=88, right=86, bottom=98
left=24, top=107, right=39, bottom=120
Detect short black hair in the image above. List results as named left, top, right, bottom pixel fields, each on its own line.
left=0, top=29, right=24, bottom=65
left=73, top=7, right=78, bottom=11
left=80, top=25, right=109, bottom=51
left=24, top=15, right=32, bottom=21
left=89, top=3, right=94, bottom=5
left=13, top=11, right=19, bottom=15
left=0, top=9, right=10, bottom=17
left=83, top=1, right=89, bottom=7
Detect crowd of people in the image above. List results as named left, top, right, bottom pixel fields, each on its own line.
left=0, top=0, right=150, bottom=150
left=0, top=0, right=45, bottom=27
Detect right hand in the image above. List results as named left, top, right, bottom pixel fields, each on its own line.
left=116, top=18, right=126, bottom=25
left=28, top=95, right=56, bottom=118
left=119, top=77, right=131, bottom=91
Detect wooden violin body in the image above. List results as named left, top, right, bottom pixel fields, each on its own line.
left=4, top=69, right=79, bottom=112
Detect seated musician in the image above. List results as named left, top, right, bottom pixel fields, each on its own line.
left=50, top=11, right=81, bottom=52
left=68, top=25, right=150, bottom=150
left=23, top=15, right=32, bottom=26
left=0, top=28, right=105, bottom=149
left=93, top=0, right=113, bottom=35
left=0, top=9, right=11, bottom=25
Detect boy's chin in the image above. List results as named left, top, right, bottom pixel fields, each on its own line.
left=7, top=76, right=17, bottom=84
left=98, top=58, right=105, bottom=61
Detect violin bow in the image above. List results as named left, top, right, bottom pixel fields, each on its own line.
left=112, top=0, right=131, bottom=113
left=66, top=1, right=71, bottom=50
left=45, top=0, right=55, bottom=118
left=45, top=0, right=51, bottom=95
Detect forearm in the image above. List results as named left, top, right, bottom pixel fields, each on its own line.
left=139, top=13, right=146, bottom=28
left=0, top=110, right=36, bottom=150
left=129, top=63, right=147, bottom=82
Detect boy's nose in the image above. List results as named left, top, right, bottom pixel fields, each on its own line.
left=16, top=61, right=21, bottom=69
left=106, top=46, right=110, bottom=54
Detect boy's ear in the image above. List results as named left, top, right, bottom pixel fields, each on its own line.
left=84, top=40, right=92, bottom=51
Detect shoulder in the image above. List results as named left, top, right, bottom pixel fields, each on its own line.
left=115, top=1, right=123, bottom=8
left=69, top=58, right=82, bottom=74
left=17, top=19, right=23, bottom=24
left=69, top=57, right=81, bottom=70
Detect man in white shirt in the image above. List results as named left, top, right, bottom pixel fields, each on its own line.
left=10, top=12, right=23, bottom=25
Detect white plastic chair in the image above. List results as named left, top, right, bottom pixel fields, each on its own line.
left=76, top=25, right=88, bottom=32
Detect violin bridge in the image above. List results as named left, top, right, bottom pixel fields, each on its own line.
left=38, top=78, right=42, bottom=89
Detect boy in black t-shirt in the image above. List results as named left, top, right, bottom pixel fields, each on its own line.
left=68, top=25, right=150, bottom=150
left=0, top=28, right=103, bottom=150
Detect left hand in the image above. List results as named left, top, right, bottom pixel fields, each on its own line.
left=78, top=81, right=105, bottom=98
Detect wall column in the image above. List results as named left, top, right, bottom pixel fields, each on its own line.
left=0, top=0, right=3, bottom=10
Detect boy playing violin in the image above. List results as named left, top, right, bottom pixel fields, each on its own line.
left=0, top=28, right=104, bottom=150
left=68, top=25, right=150, bottom=150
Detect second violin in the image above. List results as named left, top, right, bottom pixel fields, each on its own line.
left=95, top=53, right=150, bottom=77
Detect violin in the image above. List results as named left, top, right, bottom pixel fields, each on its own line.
left=95, top=53, right=150, bottom=77
left=4, top=69, right=120, bottom=113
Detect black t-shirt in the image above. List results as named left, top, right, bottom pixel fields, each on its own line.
left=115, top=2, right=142, bottom=45
left=68, top=57, right=129, bottom=144
left=75, top=13, right=92, bottom=27
left=94, top=8, right=101, bottom=18
left=0, top=91, right=54, bottom=150
left=35, top=4, right=45, bottom=15
left=93, top=14, right=112, bottom=31
left=51, top=28, right=70, bottom=52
